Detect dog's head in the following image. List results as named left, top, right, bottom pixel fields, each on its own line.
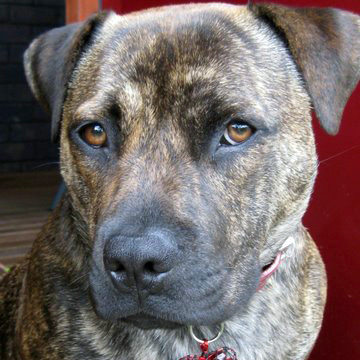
left=24, top=3, right=359, bottom=328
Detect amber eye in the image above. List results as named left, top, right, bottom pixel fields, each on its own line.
left=221, top=120, right=254, bottom=146
left=80, top=123, right=107, bottom=148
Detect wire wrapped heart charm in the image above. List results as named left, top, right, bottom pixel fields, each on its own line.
left=178, top=324, right=238, bottom=360
left=178, top=345, right=238, bottom=360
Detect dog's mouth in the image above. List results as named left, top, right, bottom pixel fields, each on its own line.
left=90, top=230, right=263, bottom=328
left=122, top=312, right=180, bottom=329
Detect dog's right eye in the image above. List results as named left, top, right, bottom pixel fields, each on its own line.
left=80, top=123, right=107, bottom=148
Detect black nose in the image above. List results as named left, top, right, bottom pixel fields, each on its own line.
left=103, top=230, right=177, bottom=292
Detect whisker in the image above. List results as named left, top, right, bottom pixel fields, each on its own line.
left=319, top=144, right=360, bottom=164
left=31, top=161, right=60, bottom=170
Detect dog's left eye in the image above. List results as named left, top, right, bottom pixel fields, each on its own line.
left=220, top=120, right=255, bottom=146
left=80, top=123, right=107, bottom=148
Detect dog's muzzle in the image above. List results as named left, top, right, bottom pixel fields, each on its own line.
left=89, top=214, right=260, bottom=328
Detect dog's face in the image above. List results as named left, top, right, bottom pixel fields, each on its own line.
left=62, top=6, right=317, bottom=328
left=24, top=3, right=359, bottom=329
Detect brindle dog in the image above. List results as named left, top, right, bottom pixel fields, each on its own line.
left=1, top=3, right=359, bottom=360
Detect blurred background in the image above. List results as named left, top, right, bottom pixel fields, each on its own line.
left=0, top=0, right=359, bottom=359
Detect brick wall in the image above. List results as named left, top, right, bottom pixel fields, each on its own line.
left=0, top=0, right=64, bottom=173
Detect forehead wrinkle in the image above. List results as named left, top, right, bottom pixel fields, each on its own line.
left=73, top=91, right=114, bottom=119
left=101, top=9, right=247, bottom=76
left=93, top=10, right=256, bottom=103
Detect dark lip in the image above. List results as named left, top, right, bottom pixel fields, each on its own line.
left=122, top=312, right=181, bottom=330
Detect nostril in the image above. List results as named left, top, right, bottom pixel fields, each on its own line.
left=106, top=259, right=126, bottom=273
left=144, top=261, right=157, bottom=274
left=143, top=260, right=171, bottom=274
left=114, top=262, right=126, bottom=273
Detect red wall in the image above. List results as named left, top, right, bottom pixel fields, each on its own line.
left=102, top=1, right=360, bottom=359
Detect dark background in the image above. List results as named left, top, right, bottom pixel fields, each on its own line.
left=0, top=0, right=64, bottom=173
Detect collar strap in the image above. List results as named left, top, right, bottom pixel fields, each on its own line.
left=257, top=236, right=295, bottom=291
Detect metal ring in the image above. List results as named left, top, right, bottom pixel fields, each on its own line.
left=189, top=323, right=225, bottom=344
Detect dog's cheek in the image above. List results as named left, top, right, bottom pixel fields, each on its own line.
left=59, top=133, right=110, bottom=240
left=209, top=119, right=317, bottom=257
left=209, top=144, right=275, bottom=249
left=260, top=123, right=318, bottom=251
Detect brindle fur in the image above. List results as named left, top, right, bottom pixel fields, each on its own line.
left=1, top=3, right=359, bottom=360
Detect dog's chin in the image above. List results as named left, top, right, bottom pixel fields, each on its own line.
left=90, top=293, right=248, bottom=330
left=121, top=313, right=181, bottom=330
left=90, top=295, right=231, bottom=329
left=90, top=268, right=260, bottom=330
left=89, top=285, right=240, bottom=329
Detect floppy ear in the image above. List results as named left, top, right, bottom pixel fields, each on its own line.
left=24, top=12, right=109, bottom=142
left=250, top=4, right=360, bottom=135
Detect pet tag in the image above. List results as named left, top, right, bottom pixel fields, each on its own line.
left=178, top=324, right=238, bottom=360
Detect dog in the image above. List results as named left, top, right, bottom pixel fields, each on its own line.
left=1, top=2, right=359, bottom=359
